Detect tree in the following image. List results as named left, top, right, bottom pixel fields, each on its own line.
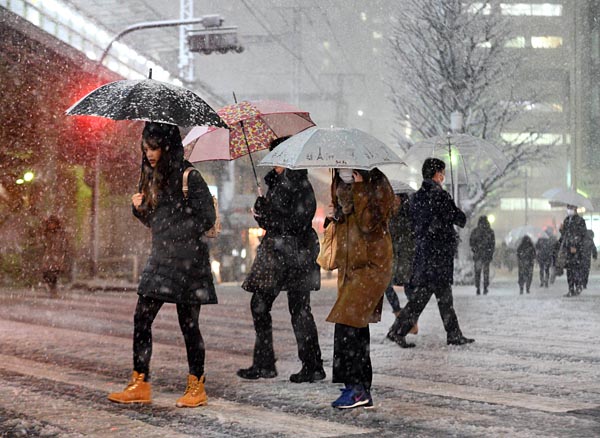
left=388, top=0, right=552, bottom=217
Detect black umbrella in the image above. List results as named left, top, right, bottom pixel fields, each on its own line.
left=66, top=70, right=227, bottom=128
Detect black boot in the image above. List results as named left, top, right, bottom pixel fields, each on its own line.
left=289, top=365, right=326, bottom=383
left=447, top=335, right=475, bottom=345
left=386, top=331, right=416, bottom=348
left=237, top=364, right=277, bottom=380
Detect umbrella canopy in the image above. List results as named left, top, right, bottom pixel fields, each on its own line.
left=66, top=78, right=227, bottom=128
left=402, top=133, right=508, bottom=190
left=184, top=100, right=315, bottom=162
left=505, top=225, right=546, bottom=248
left=389, top=179, right=416, bottom=195
left=258, top=127, right=405, bottom=170
left=542, top=187, right=594, bottom=211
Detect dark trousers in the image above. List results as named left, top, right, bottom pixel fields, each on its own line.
left=390, top=283, right=461, bottom=339
left=518, top=263, right=534, bottom=292
left=251, top=289, right=322, bottom=370
left=473, top=259, right=490, bottom=292
left=133, top=295, right=204, bottom=379
left=332, top=323, right=372, bottom=390
left=384, top=283, right=401, bottom=313
left=539, top=262, right=551, bottom=286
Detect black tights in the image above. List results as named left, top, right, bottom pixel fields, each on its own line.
left=133, top=295, right=204, bottom=380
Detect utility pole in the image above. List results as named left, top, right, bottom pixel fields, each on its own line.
left=179, top=0, right=195, bottom=82
left=291, top=6, right=301, bottom=106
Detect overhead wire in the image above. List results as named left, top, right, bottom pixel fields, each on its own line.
left=239, top=0, right=324, bottom=93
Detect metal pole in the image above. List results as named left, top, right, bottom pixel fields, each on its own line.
left=99, top=17, right=222, bottom=65
left=179, top=0, right=195, bottom=82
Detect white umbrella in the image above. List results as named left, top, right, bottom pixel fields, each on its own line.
left=505, top=225, right=546, bottom=248
left=542, top=188, right=594, bottom=211
left=402, top=133, right=508, bottom=197
left=258, top=127, right=405, bottom=170
left=389, top=179, right=416, bottom=194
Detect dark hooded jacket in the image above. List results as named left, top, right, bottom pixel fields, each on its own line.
left=469, top=216, right=495, bottom=262
left=242, top=168, right=320, bottom=293
left=517, top=236, right=536, bottom=270
left=134, top=147, right=217, bottom=305
left=410, top=178, right=466, bottom=286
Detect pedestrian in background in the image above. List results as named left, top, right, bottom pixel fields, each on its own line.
left=517, top=236, right=536, bottom=294
left=581, top=229, right=597, bottom=289
left=388, top=158, right=474, bottom=348
left=238, top=137, right=324, bottom=383
left=326, top=167, right=394, bottom=409
left=41, top=215, right=70, bottom=297
left=385, top=189, right=418, bottom=339
left=469, top=215, right=495, bottom=295
left=560, top=205, right=588, bottom=296
left=535, top=227, right=556, bottom=288
left=108, top=122, right=216, bottom=408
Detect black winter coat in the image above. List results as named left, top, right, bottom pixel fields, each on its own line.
left=469, top=223, right=495, bottom=262
left=389, top=202, right=415, bottom=285
left=242, top=169, right=320, bottom=293
left=560, top=214, right=587, bottom=264
left=134, top=160, right=217, bottom=305
left=517, top=238, right=536, bottom=270
left=410, top=179, right=466, bottom=286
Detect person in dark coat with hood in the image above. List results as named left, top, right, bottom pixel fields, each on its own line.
left=237, top=137, right=324, bottom=383
left=388, top=158, right=474, bottom=348
left=560, top=205, right=588, bottom=296
left=469, top=215, right=495, bottom=295
left=108, top=122, right=216, bottom=408
left=517, top=235, right=536, bottom=294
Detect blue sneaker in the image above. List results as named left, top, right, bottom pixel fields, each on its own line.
left=331, top=385, right=369, bottom=409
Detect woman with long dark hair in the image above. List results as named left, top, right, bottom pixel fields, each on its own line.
left=326, top=167, right=394, bottom=409
left=108, top=122, right=216, bottom=408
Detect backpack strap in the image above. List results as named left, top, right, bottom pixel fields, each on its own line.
left=182, top=166, right=197, bottom=199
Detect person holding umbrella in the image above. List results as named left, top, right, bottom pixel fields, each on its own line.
left=237, top=137, right=325, bottom=383
left=108, top=122, right=217, bottom=408
left=326, top=167, right=395, bottom=409
left=387, top=158, right=474, bottom=348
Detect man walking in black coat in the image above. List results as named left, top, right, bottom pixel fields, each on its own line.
left=469, top=216, right=495, bottom=295
left=560, top=205, right=588, bottom=296
left=237, top=137, right=325, bottom=383
left=388, top=158, right=474, bottom=348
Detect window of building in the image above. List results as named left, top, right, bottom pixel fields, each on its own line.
left=519, top=101, right=563, bottom=112
left=531, top=36, right=563, bottom=48
left=501, top=132, right=567, bottom=145
left=505, top=37, right=526, bottom=48
left=500, top=198, right=552, bottom=211
left=466, top=3, right=492, bottom=15
left=500, top=3, right=563, bottom=17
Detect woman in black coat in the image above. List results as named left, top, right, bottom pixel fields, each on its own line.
left=237, top=137, right=324, bottom=383
left=108, top=122, right=216, bottom=408
left=517, top=236, right=536, bottom=294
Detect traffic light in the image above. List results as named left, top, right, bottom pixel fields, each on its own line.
left=188, top=27, right=244, bottom=55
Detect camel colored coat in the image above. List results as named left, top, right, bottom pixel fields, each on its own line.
left=326, top=178, right=394, bottom=328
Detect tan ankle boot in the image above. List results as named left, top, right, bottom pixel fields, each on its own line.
left=176, top=374, right=207, bottom=408
left=409, top=322, right=419, bottom=335
left=107, top=371, right=151, bottom=404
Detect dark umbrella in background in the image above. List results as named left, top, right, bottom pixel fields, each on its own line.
left=66, top=69, right=227, bottom=127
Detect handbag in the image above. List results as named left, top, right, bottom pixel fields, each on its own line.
left=183, top=167, right=221, bottom=238
left=555, top=240, right=567, bottom=269
left=317, top=222, right=337, bottom=270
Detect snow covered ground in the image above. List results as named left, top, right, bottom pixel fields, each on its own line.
left=0, top=270, right=598, bottom=437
